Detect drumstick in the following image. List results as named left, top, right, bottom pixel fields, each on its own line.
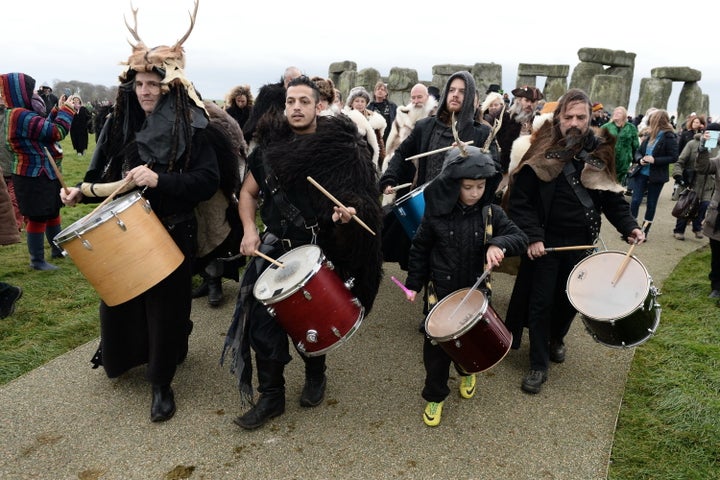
left=404, top=141, right=474, bottom=161
left=86, top=176, right=134, bottom=218
left=306, top=176, right=376, bottom=236
left=253, top=249, right=285, bottom=268
left=545, top=245, right=596, bottom=252
left=446, top=249, right=504, bottom=322
left=392, top=183, right=413, bottom=191
left=391, top=276, right=413, bottom=297
left=44, top=147, right=70, bottom=195
left=611, top=221, right=648, bottom=285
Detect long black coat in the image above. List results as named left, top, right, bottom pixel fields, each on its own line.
left=70, top=106, right=91, bottom=154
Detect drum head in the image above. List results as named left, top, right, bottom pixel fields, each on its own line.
left=253, top=244, right=323, bottom=302
left=54, top=191, right=142, bottom=244
left=425, top=288, right=488, bottom=340
left=567, top=251, right=651, bottom=320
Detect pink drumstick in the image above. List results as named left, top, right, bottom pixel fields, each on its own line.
left=391, top=276, right=413, bottom=297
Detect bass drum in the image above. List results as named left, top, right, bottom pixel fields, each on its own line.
left=566, top=250, right=660, bottom=348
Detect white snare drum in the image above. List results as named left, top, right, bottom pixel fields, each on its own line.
left=566, top=251, right=660, bottom=348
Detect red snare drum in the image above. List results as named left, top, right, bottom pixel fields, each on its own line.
left=425, top=288, right=512, bottom=373
left=253, top=244, right=364, bottom=356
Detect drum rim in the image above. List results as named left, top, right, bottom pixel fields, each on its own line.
left=393, top=182, right=427, bottom=204
left=566, top=250, right=651, bottom=320
left=253, top=244, right=325, bottom=303
left=54, top=191, right=143, bottom=243
left=425, top=288, right=489, bottom=341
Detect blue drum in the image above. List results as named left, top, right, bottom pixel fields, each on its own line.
left=393, top=184, right=426, bottom=239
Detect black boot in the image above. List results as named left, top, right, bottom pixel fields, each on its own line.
left=300, top=355, right=327, bottom=407
left=150, top=384, right=176, bottom=422
left=234, top=359, right=285, bottom=430
left=191, top=276, right=209, bottom=298
left=45, top=223, right=64, bottom=259
left=27, top=232, right=58, bottom=270
left=207, top=276, right=223, bottom=307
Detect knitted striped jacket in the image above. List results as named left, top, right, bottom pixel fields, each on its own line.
left=0, top=72, right=74, bottom=179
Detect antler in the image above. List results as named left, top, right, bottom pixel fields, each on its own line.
left=173, top=0, right=200, bottom=51
left=123, top=2, right=145, bottom=48
left=481, top=103, right=505, bottom=153
left=451, top=113, right=469, bottom=157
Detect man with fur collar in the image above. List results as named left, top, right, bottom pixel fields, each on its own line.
left=503, top=88, right=644, bottom=395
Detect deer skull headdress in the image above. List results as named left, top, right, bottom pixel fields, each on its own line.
left=120, top=0, right=205, bottom=113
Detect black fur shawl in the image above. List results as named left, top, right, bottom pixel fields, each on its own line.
left=256, top=113, right=384, bottom=313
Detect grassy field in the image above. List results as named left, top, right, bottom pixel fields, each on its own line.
left=1, top=137, right=718, bottom=478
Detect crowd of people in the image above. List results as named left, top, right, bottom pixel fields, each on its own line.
left=2, top=4, right=716, bottom=431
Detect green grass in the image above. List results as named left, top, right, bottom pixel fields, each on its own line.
left=608, top=245, right=720, bottom=479
left=1, top=137, right=719, bottom=478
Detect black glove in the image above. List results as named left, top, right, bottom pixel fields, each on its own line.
left=673, top=175, right=685, bottom=186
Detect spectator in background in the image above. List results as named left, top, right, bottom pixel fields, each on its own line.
left=332, top=88, right=343, bottom=113
left=695, top=124, right=720, bottom=300
left=0, top=166, right=22, bottom=319
left=38, top=85, right=58, bottom=116
left=591, top=102, right=608, bottom=127
left=671, top=123, right=716, bottom=240
left=0, top=92, right=23, bottom=230
left=0, top=72, right=75, bottom=270
left=224, top=85, right=254, bottom=129
left=627, top=109, right=679, bottom=237
left=69, top=95, right=91, bottom=156
left=678, top=114, right=706, bottom=155
left=367, top=81, right=397, bottom=145
left=601, top=106, right=639, bottom=188
left=343, top=86, right=386, bottom=171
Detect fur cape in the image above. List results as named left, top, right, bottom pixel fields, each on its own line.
left=508, top=115, right=624, bottom=194
left=342, top=107, right=385, bottom=170
left=255, top=111, right=384, bottom=313
left=383, top=96, right=439, bottom=170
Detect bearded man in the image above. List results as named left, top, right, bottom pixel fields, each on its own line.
left=504, top=88, right=644, bottom=394
left=495, top=85, right=544, bottom=175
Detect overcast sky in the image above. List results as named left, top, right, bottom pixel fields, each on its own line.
left=4, top=0, right=718, bottom=118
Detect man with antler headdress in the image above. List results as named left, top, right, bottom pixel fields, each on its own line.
left=60, top=0, right=221, bottom=423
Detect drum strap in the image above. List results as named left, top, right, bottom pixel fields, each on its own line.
left=562, top=161, right=601, bottom=240
left=262, top=163, right=318, bottom=238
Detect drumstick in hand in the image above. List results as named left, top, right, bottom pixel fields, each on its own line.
left=306, top=176, right=376, bottom=236
left=545, top=245, right=596, bottom=252
left=86, top=176, right=134, bottom=218
left=611, top=221, right=647, bottom=285
left=404, top=141, right=474, bottom=161
left=44, top=147, right=70, bottom=196
left=254, top=249, right=285, bottom=268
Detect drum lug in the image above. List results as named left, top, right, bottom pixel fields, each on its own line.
left=141, top=199, right=152, bottom=213
left=344, top=277, right=355, bottom=289
left=352, top=297, right=362, bottom=307
left=325, top=259, right=335, bottom=270
left=305, top=329, right=319, bottom=344
left=112, top=213, right=127, bottom=231
left=331, top=326, right=341, bottom=338
left=74, top=233, right=93, bottom=250
left=266, top=306, right=276, bottom=317
left=302, top=289, right=312, bottom=301
left=454, top=339, right=462, bottom=348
